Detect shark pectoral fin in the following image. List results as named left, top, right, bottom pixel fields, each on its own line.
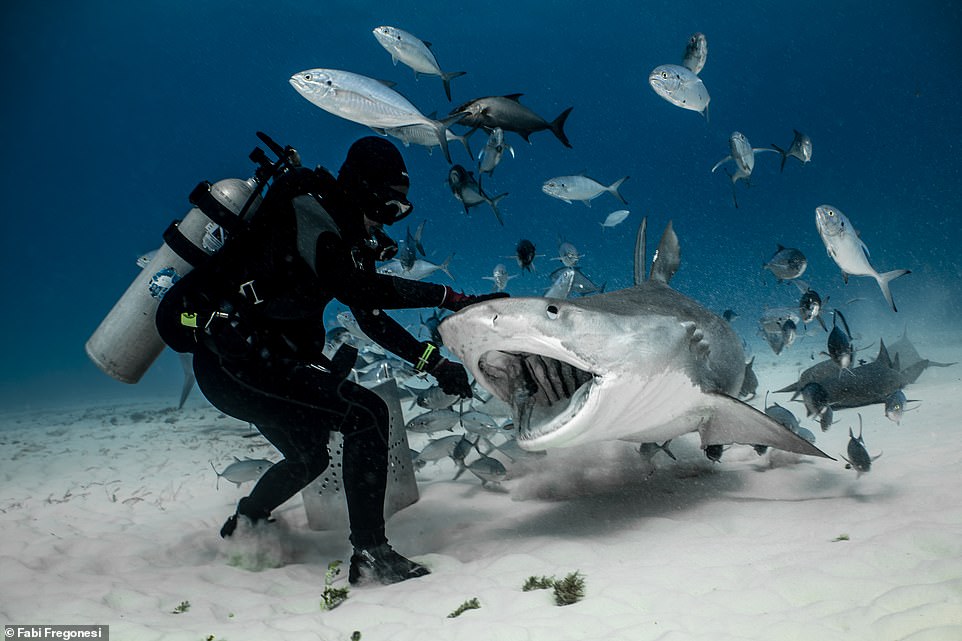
left=700, top=394, right=834, bottom=459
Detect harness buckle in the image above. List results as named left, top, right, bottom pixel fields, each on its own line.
left=239, top=280, right=264, bottom=304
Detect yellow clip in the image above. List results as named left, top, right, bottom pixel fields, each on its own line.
left=415, top=343, right=437, bottom=372
left=180, top=312, right=198, bottom=328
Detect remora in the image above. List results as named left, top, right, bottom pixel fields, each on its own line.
left=439, top=218, right=831, bottom=458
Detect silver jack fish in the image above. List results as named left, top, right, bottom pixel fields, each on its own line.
left=210, top=457, right=273, bottom=490
left=478, top=127, right=514, bottom=176
left=771, top=129, right=813, bottom=171
left=542, top=174, right=629, bottom=207
left=450, top=94, right=573, bottom=148
left=682, top=32, right=708, bottom=75
left=289, top=68, right=464, bottom=163
left=373, top=26, right=466, bottom=101
left=483, top=263, right=514, bottom=292
left=711, top=131, right=778, bottom=184
left=763, top=244, right=807, bottom=281
left=448, top=164, right=508, bottom=225
left=815, top=205, right=910, bottom=312
left=649, top=64, right=710, bottom=119
left=381, top=121, right=473, bottom=158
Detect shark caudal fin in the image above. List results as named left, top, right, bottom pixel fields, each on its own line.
left=700, top=393, right=834, bottom=459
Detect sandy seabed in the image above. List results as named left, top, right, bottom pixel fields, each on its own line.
left=1, top=334, right=961, bottom=641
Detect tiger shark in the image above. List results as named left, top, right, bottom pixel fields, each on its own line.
left=439, top=219, right=830, bottom=459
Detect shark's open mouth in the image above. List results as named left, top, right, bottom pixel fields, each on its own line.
left=477, top=350, right=597, bottom=442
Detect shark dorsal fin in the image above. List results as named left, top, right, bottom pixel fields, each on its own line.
left=876, top=338, right=892, bottom=368
left=633, top=217, right=648, bottom=285
left=649, top=220, right=680, bottom=285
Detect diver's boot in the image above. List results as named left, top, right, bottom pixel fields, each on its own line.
left=220, top=498, right=274, bottom=538
left=348, top=542, right=430, bottom=585
left=220, top=514, right=239, bottom=538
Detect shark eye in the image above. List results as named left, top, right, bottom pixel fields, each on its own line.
left=546, top=304, right=559, bottom=319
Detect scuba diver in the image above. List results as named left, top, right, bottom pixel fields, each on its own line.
left=158, top=136, right=505, bottom=585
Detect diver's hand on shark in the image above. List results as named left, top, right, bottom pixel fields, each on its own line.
left=429, top=358, right=473, bottom=398
left=440, top=286, right=510, bottom=312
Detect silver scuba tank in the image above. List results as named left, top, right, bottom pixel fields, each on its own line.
left=85, top=178, right=261, bottom=383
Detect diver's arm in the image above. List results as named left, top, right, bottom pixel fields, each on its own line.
left=314, top=232, right=445, bottom=310
left=351, top=306, right=431, bottom=366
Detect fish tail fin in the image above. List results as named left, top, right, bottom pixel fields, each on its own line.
left=877, top=269, right=911, bottom=312
left=660, top=440, right=678, bottom=461
left=435, top=111, right=468, bottom=163
left=439, top=252, right=456, bottom=281
left=608, top=176, right=629, bottom=204
left=440, top=71, right=467, bottom=101
left=550, top=106, right=574, bottom=148
left=771, top=143, right=788, bottom=172
left=488, top=192, right=509, bottom=226
left=209, top=461, right=221, bottom=490
left=458, top=133, right=474, bottom=159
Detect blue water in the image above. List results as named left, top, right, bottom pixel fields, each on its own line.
left=1, top=1, right=960, bottom=409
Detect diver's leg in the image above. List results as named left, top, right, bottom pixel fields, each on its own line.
left=333, top=379, right=429, bottom=585
left=331, top=379, right=391, bottom=549
left=194, top=351, right=341, bottom=533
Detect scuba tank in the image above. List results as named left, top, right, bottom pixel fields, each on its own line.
left=85, top=133, right=301, bottom=383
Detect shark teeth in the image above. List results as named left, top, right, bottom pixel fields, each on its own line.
left=477, top=350, right=595, bottom=441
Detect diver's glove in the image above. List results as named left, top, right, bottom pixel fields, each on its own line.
left=430, top=359, right=472, bottom=399
left=415, top=342, right=472, bottom=398
left=439, top=286, right=510, bottom=312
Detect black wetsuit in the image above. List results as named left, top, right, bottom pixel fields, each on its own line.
left=192, top=167, right=445, bottom=549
